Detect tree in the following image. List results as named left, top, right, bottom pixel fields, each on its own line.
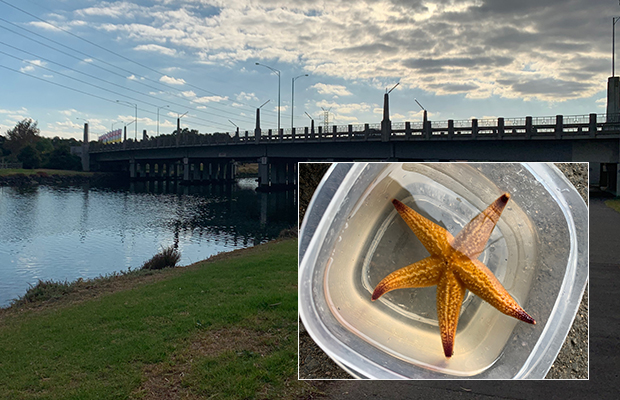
left=18, top=145, right=41, bottom=169
left=4, top=118, right=40, bottom=156
left=45, top=145, right=81, bottom=170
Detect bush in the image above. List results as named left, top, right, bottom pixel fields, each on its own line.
left=141, top=246, right=181, bottom=270
left=278, top=227, right=298, bottom=239
left=19, top=279, right=73, bottom=303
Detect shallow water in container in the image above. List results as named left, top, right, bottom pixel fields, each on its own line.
left=324, top=164, right=538, bottom=376
left=0, top=179, right=296, bottom=307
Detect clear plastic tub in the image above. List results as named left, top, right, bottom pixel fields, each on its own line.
left=299, top=163, right=588, bottom=379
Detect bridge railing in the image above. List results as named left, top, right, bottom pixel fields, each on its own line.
left=88, top=113, right=620, bottom=153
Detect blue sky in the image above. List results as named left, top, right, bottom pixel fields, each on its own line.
left=0, top=0, right=616, bottom=140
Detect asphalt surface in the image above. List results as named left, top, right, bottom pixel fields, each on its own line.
left=299, top=164, right=619, bottom=398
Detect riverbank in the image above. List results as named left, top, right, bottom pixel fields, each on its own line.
left=0, top=239, right=314, bottom=399
left=0, top=168, right=111, bottom=186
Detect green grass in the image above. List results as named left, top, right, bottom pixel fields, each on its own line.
left=0, top=168, right=93, bottom=177
left=0, top=239, right=306, bottom=399
left=605, top=199, right=620, bottom=213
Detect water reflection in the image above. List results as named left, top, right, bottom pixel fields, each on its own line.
left=0, top=179, right=297, bottom=307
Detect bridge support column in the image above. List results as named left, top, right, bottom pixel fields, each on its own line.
left=258, top=157, right=269, bottom=188
left=129, top=159, right=136, bottom=179
left=193, top=162, right=201, bottom=181
left=287, top=162, right=297, bottom=186
left=183, top=157, right=190, bottom=181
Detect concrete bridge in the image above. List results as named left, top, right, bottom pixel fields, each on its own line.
left=81, top=110, right=620, bottom=191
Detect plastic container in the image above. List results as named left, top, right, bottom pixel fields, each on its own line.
left=299, top=163, right=588, bottom=379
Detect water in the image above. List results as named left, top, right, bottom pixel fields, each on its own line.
left=0, top=178, right=297, bottom=307
left=323, top=164, right=538, bottom=376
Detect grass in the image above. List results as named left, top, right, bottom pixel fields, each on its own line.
left=605, top=199, right=620, bottom=213
left=0, top=168, right=93, bottom=177
left=0, top=239, right=311, bottom=399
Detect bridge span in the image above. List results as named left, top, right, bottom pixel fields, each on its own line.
left=84, top=112, right=620, bottom=191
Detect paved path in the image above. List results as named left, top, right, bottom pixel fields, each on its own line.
left=315, top=193, right=618, bottom=399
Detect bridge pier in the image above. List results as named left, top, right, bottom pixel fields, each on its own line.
left=257, top=157, right=297, bottom=190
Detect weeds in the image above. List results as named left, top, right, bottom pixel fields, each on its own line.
left=141, top=245, right=181, bottom=270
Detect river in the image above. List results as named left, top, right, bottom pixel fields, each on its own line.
left=0, top=178, right=297, bottom=307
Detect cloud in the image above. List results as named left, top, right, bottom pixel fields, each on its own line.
left=59, top=109, right=78, bottom=116
left=159, top=75, right=186, bottom=85
left=194, top=95, right=228, bottom=104
left=62, top=0, right=611, bottom=104
left=311, top=83, right=352, bottom=97
left=19, top=60, right=47, bottom=73
left=236, top=92, right=258, bottom=102
left=134, top=44, right=177, bottom=56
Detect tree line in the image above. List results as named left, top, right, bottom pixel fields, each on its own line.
left=0, top=118, right=82, bottom=170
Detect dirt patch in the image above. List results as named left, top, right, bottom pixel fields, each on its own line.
left=132, top=326, right=315, bottom=400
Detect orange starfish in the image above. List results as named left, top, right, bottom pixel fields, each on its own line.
left=371, top=193, right=535, bottom=358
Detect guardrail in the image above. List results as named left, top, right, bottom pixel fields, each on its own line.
left=89, top=113, right=620, bottom=153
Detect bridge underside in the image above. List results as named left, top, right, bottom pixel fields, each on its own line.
left=90, top=137, right=620, bottom=191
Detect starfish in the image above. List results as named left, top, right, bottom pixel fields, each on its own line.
left=371, top=193, right=535, bottom=358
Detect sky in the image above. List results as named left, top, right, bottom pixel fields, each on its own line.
left=0, top=0, right=618, bottom=141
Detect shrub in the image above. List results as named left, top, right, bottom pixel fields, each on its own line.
left=141, top=245, right=181, bottom=270
left=19, top=279, right=73, bottom=303
left=278, top=227, right=298, bottom=239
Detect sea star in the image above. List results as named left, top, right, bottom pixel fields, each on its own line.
left=371, top=193, right=536, bottom=358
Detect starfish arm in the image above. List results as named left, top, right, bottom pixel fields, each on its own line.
left=371, top=256, right=444, bottom=301
left=454, top=258, right=536, bottom=325
left=451, top=193, right=510, bottom=260
left=392, top=199, right=455, bottom=256
left=436, top=271, right=466, bottom=358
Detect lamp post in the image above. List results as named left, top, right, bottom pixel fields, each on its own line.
left=177, top=111, right=188, bottom=134
left=228, top=119, right=239, bottom=137
left=614, top=17, right=620, bottom=77
left=291, top=74, right=309, bottom=130
left=255, top=62, right=281, bottom=133
left=157, top=105, right=169, bottom=136
left=76, top=117, right=89, bottom=125
left=111, top=120, right=123, bottom=131
left=116, top=100, right=137, bottom=140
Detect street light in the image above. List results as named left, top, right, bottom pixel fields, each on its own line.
left=613, top=17, right=620, bottom=77
left=111, top=120, right=124, bottom=131
left=157, top=105, right=169, bottom=136
left=76, top=117, right=89, bottom=124
left=255, top=62, right=281, bottom=133
left=291, top=74, right=309, bottom=129
left=116, top=100, right=137, bottom=140
left=415, top=98, right=428, bottom=127
left=177, top=111, right=189, bottom=134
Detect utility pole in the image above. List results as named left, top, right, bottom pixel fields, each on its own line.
left=321, top=107, right=331, bottom=132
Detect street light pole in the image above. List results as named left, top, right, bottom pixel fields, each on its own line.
left=255, top=62, right=281, bottom=133
left=614, top=17, right=620, bottom=77
left=291, top=74, right=309, bottom=130
left=157, top=105, right=169, bottom=136
left=116, top=100, right=138, bottom=140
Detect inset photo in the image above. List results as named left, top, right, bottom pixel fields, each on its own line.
left=298, top=162, right=588, bottom=380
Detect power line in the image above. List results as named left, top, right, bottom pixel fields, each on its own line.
left=0, top=19, right=265, bottom=122
left=0, top=61, right=233, bottom=132
left=0, top=0, right=277, bottom=116
left=0, top=39, right=257, bottom=125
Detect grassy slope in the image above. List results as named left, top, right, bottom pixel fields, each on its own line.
left=0, top=168, right=93, bottom=177
left=0, top=239, right=306, bottom=400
